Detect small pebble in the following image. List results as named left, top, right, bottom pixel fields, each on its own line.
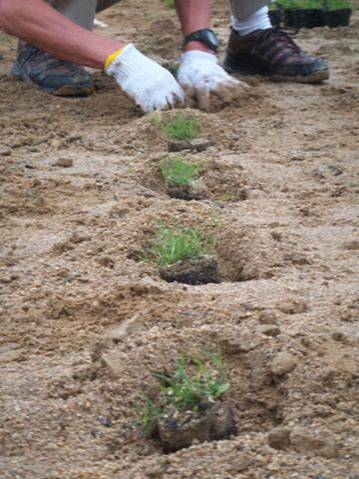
left=258, top=324, right=281, bottom=337
left=55, top=157, right=73, bottom=168
left=0, top=147, right=12, bottom=156
left=271, top=351, right=297, bottom=375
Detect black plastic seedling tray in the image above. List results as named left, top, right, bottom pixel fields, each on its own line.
left=269, top=7, right=351, bottom=29
left=269, top=10, right=282, bottom=27
left=284, top=9, right=326, bottom=28
left=324, top=9, right=352, bottom=27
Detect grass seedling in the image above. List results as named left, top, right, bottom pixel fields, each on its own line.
left=297, top=0, right=322, bottom=7
left=144, top=225, right=214, bottom=267
left=155, top=350, right=230, bottom=412
left=276, top=0, right=318, bottom=7
left=269, top=2, right=280, bottom=10
left=159, top=157, right=203, bottom=187
left=275, top=0, right=291, bottom=7
left=136, top=397, right=161, bottom=436
left=152, top=112, right=201, bottom=141
left=137, top=348, right=230, bottom=434
left=325, top=0, right=351, bottom=9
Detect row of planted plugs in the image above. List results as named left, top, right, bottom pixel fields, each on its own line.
left=135, top=114, right=236, bottom=451
left=142, top=112, right=221, bottom=286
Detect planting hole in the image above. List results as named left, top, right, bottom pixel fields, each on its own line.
left=132, top=219, right=283, bottom=284
left=141, top=154, right=249, bottom=203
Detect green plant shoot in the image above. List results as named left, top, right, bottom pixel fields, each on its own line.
left=144, top=225, right=214, bottom=266
left=137, top=348, right=230, bottom=433
left=159, top=157, right=203, bottom=187
left=152, top=112, right=201, bottom=141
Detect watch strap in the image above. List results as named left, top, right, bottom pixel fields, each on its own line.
left=184, top=29, right=219, bottom=51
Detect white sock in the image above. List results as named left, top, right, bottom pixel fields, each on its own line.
left=231, top=6, right=272, bottom=37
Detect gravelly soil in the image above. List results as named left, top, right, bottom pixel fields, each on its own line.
left=0, top=2, right=358, bottom=478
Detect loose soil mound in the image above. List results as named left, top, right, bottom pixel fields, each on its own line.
left=1, top=1, right=358, bottom=478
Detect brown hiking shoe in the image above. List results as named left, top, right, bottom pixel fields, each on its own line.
left=224, top=28, right=329, bottom=84
left=12, top=41, right=94, bottom=97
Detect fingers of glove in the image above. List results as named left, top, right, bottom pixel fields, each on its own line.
left=213, top=76, right=251, bottom=102
left=164, top=85, right=186, bottom=110
left=131, top=78, right=185, bottom=113
left=174, top=86, right=186, bottom=108
left=234, top=78, right=250, bottom=91
left=196, top=87, right=211, bottom=111
left=178, top=83, right=196, bottom=108
left=165, top=76, right=186, bottom=107
left=226, top=76, right=251, bottom=92
left=210, top=65, right=250, bottom=90
left=212, top=82, right=240, bottom=103
left=149, top=89, right=185, bottom=112
left=181, top=83, right=196, bottom=100
left=174, top=93, right=186, bottom=109
left=150, top=97, right=176, bottom=112
left=166, top=91, right=185, bottom=110
left=136, top=93, right=172, bottom=113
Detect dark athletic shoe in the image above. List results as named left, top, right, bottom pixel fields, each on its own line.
left=12, top=42, right=94, bottom=96
left=224, top=28, right=329, bottom=84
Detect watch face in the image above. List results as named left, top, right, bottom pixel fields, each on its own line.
left=206, top=30, right=219, bottom=48
left=186, top=29, right=219, bottom=50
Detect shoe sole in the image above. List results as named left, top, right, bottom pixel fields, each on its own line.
left=223, top=56, right=329, bottom=84
left=12, top=62, right=94, bottom=97
left=50, top=84, right=95, bottom=97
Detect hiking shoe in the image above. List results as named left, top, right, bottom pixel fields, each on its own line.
left=224, top=28, right=329, bottom=84
left=12, top=42, right=94, bottom=96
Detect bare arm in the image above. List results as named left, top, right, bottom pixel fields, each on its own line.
left=174, top=0, right=212, bottom=53
left=0, top=0, right=124, bottom=69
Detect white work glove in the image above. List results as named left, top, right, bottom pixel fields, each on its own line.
left=106, top=44, right=185, bottom=113
left=178, top=50, right=249, bottom=110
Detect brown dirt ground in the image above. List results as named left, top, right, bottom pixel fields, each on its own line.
left=1, top=1, right=358, bottom=478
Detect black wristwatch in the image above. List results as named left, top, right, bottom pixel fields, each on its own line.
left=184, top=28, right=219, bottom=52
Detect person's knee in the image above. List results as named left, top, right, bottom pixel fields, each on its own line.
left=0, top=0, right=20, bottom=34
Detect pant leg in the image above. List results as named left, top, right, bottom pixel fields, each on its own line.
left=46, top=0, right=97, bottom=30
left=96, top=0, right=121, bottom=13
left=230, top=0, right=270, bottom=18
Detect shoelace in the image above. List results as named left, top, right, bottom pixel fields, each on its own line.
left=21, top=44, right=68, bottom=67
left=252, top=28, right=302, bottom=56
left=21, top=45, right=47, bottom=63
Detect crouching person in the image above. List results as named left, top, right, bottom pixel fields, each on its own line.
left=0, top=0, right=328, bottom=113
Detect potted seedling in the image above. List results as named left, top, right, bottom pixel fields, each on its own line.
left=282, top=0, right=326, bottom=29
left=268, top=2, right=283, bottom=27
left=159, top=157, right=208, bottom=200
left=323, top=0, right=352, bottom=27
left=152, top=112, right=213, bottom=152
left=137, top=350, right=236, bottom=453
left=144, top=225, right=220, bottom=285
left=309, top=0, right=328, bottom=27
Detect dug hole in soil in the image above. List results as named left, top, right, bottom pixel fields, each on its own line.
left=1, top=1, right=359, bottom=479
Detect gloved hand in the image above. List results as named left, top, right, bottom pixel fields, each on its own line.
left=178, top=50, right=249, bottom=110
left=105, top=44, right=185, bottom=113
